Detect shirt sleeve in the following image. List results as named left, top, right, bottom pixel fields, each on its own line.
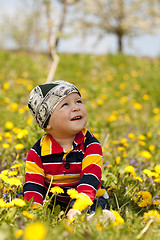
left=23, top=141, right=46, bottom=207
left=77, top=133, right=103, bottom=202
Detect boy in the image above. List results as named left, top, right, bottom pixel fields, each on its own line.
left=24, top=80, right=115, bottom=222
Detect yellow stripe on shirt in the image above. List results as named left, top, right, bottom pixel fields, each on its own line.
left=82, top=154, right=102, bottom=170
left=26, top=162, right=44, bottom=176
left=40, top=135, right=52, bottom=156
left=45, top=174, right=80, bottom=184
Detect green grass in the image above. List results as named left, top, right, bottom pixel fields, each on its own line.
left=0, top=50, right=160, bottom=240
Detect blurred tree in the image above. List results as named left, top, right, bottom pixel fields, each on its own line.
left=43, top=0, right=78, bottom=82
left=74, top=0, right=160, bottom=53
left=2, top=0, right=43, bottom=52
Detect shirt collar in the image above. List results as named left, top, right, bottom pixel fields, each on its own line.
left=40, top=128, right=87, bottom=156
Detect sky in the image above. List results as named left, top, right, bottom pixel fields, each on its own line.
left=1, top=0, right=160, bottom=58
left=59, top=32, right=160, bottom=58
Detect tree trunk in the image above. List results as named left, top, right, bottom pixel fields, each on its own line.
left=118, top=34, right=123, bottom=53
left=55, top=0, right=67, bottom=48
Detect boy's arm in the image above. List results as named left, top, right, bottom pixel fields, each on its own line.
left=77, top=139, right=103, bottom=202
left=23, top=147, right=45, bottom=207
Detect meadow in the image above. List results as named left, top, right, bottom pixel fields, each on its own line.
left=0, top=50, right=160, bottom=240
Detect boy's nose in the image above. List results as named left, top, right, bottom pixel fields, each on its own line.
left=72, top=103, right=80, bottom=111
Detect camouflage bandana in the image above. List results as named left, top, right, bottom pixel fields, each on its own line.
left=28, top=80, right=81, bottom=129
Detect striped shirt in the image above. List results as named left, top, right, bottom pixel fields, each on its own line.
left=23, top=128, right=103, bottom=207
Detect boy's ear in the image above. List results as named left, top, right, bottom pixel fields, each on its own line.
left=46, top=124, right=52, bottom=130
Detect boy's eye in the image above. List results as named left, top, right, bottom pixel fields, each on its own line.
left=77, top=99, right=83, bottom=104
left=61, top=103, right=68, bottom=108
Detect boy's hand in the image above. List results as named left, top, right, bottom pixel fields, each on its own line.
left=66, top=209, right=81, bottom=221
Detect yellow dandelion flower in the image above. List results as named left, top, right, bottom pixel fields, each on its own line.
left=149, top=145, right=155, bottom=151
left=111, top=210, right=124, bottom=226
left=143, top=169, right=159, bottom=178
left=133, top=176, right=143, bottom=182
left=24, top=222, right=47, bottom=240
left=50, top=186, right=64, bottom=194
left=19, top=108, right=25, bottom=114
left=0, top=174, right=9, bottom=183
left=119, top=83, right=127, bottom=90
left=143, top=94, right=149, bottom=100
left=140, top=191, right=152, bottom=200
left=138, top=200, right=148, bottom=207
left=153, top=108, right=159, bottom=114
left=0, top=183, right=3, bottom=190
left=4, top=188, right=15, bottom=194
left=9, top=102, right=18, bottom=112
left=64, top=223, right=73, bottom=233
left=138, top=140, right=146, bottom=146
left=3, top=82, right=10, bottom=90
left=96, top=222, right=102, bottom=231
left=11, top=163, right=23, bottom=169
left=147, top=132, right=152, bottom=138
left=8, top=170, right=18, bottom=176
left=128, top=133, right=135, bottom=139
left=27, top=116, right=33, bottom=125
left=153, top=200, right=160, bottom=206
left=122, top=151, right=127, bottom=157
left=154, top=178, right=160, bottom=183
left=143, top=169, right=152, bottom=177
left=12, top=198, right=26, bottom=207
left=125, top=165, right=136, bottom=175
left=68, top=189, right=93, bottom=211
left=0, top=198, right=6, bottom=208
left=4, top=97, right=10, bottom=103
left=143, top=210, right=160, bottom=224
left=2, top=143, right=10, bottom=149
left=15, top=143, right=24, bottom=150
left=23, top=211, right=34, bottom=219
left=138, top=191, right=152, bottom=206
left=120, top=96, right=127, bottom=104
left=16, top=129, right=29, bottom=139
left=13, top=127, right=21, bottom=134
left=67, top=188, right=79, bottom=199
left=154, top=115, right=159, bottom=121
left=97, top=99, right=104, bottom=105
left=120, top=138, right=127, bottom=144
left=116, top=156, right=120, bottom=164
left=6, top=177, right=22, bottom=186
left=154, top=165, right=160, bottom=174
left=132, top=197, right=138, bottom=203
left=138, top=134, right=146, bottom=140
left=100, top=94, right=107, bottom=100
left=140, top=151, right=152, bottom=159
left=123, top=73, right=129, bottom=80
left=5, top=201, right=15, bottom=208
left=107, top=114, right=117, bottom=122
left=27, top=84, right=33, bottom=91
left=15, top=229, right=23, bottom=238
left=107, top=185, right=117, bottom=193
left=1, top=169, right=9, bottom=175
left=133, top=102, right=142, bottom=110
left=131, top=71, right=137, bottom=77
left=5, top=121, right=14, bottom=129
left=117, top=146, right=125, bottom=152
left=4, top=132, right=12, bottom=138
left=73, top=194, right=92, bottom=212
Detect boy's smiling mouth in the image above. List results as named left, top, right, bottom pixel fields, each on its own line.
left=71, top=115, right=82, bottom=121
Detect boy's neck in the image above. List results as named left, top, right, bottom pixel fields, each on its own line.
left=49, top=134, right=76, bottom=151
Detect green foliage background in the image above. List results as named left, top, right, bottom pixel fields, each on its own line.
left=0, top=51, right=160, bottom=239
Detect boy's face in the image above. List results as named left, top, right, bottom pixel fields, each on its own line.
left=46, top=93, right=88, bottom=138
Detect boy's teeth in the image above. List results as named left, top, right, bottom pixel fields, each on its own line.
left=72, top=116, right=81, bottom=120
